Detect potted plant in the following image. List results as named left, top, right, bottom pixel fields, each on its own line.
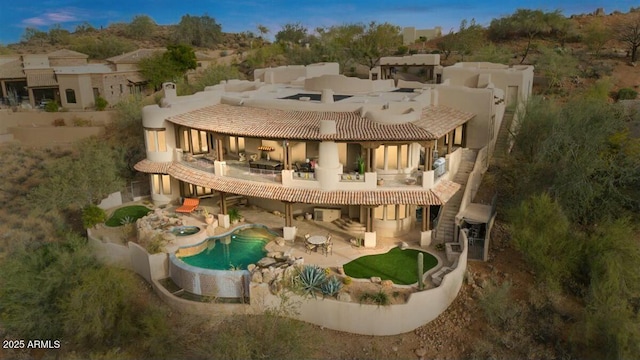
left=305, top=212, right=313, bottom=220
left=228, top=208, right=241, bottom=224
left=377, top=178, right=384, bottom=186
left=203, top=207, right=215, bottom=225
left=355, top=155, right=365, bottom=175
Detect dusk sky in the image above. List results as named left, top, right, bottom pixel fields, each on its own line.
left=0, top=0, right=636, bottom=45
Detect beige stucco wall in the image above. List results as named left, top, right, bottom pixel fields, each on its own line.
left=57, top=73, right=94, bottom=109
left=305, top=75, right=394, bottom=94
left=434, top=85, right=494, bottom=149
left=90, top=211, right=469, bottom=336
left=442, top=63, right=534, bottom=107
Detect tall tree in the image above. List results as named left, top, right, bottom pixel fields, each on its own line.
left=350, top=22, right=402, bottom=69
left=583, top=19, right=613, bottom=57
left=488, top=9, right=567, bottom=63
left=126, top=15, right=156, bottom=40
left=617, top=13, right=640, bottom=62
left=172, top=14, right=222, bottom=48
left=138, top=45, right=197, bottom=89
left=275, top=23, right=308, bottom=45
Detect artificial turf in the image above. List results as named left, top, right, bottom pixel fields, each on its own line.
left=105, top=205, right=152, bottom=227
left=343, top=247, right=438, bottom=285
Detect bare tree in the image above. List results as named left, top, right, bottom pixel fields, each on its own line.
left=617, top=14, right=640, bottom=62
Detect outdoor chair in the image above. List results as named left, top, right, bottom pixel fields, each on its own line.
left=305, top=242, right=317, bottom=254
left=176, top=198, right=200, bottom=213
left=323, top=242, right=333, bottom=256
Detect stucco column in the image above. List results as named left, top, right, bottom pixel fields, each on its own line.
left=316, top=140, right=341, bottom=189
left=284, top=202, right=293, bottom=227
left=447, top=130, right=454, bottom=154
left=283, top=140, right=291, bottom=170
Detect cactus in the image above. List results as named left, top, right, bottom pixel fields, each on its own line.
left=417, top=252, right=424, bottom=290
left=321, top=276, right=343, bottom=297
left=295, top=265, right=326, bottom=298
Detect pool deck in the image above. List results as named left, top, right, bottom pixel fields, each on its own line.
left=166, top=201, right=450, bottom=272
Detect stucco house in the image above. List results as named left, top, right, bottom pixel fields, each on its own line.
left=0, top=48, right=217, bottom=110
left=134, top=60, right=533, bottom=249
left=402, top=26, right=443, bottom=45
left=0, top=49, right=150, bottom=109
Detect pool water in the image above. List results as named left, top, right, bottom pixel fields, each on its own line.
left=179, top=226, right=275, bottom=270
left=171, top=226, right=201, bottom=236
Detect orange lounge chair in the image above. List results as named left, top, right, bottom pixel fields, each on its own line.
left=176, top=198, right=200, bottom=213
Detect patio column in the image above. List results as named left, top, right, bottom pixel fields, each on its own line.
left=462, top=123, right=468, bottom=148
left=282, top=201, right=297, bottom=241
left=447, top=130, right=454, bottom=154
left=215, top=137, right=224, bottom=161
left=219, top=191, right=227, bottom=214
left=217, top=191, right=230, bottom=228
left=421, top=205, right=430, bottom=232
left=283, top=140, right=292, bottom=170
left=283, top=202, right=293, bottom=227
left=424, top=141, right=434, bottom=170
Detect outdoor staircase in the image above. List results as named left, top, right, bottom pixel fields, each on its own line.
left=333, top=218, right=366, bottom=234
left=491, top=110, right=515, bottom=165
left=434, top=149, right=477, bottom=244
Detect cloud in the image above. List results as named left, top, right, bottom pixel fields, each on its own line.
left=22, top=9, right=81, bottom=27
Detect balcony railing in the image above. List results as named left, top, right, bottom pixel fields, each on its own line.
left=294, top=171, right=316, bottom=180
left=339, top=173, right=365, bottom=182
left=182, top=156, right=215, bottom=174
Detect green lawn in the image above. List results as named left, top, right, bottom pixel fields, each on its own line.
left=343, top=247, right=438, bottom=285
left=105, top=205, right=152, bottom=227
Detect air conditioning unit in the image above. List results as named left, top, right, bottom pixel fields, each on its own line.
left=314, top=208, right=341, bottom=222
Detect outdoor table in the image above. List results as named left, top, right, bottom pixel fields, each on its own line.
left=307, top=235, right=327, bottom=246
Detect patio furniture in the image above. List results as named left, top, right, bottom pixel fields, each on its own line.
left=307, top=235, right=327, bottom=246
left=176, top=198, right=200, bottom=213
left=305, top=242, right=317, bottom=253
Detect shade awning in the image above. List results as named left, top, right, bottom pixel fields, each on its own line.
left=126, top=73, right=147, bottom=84
left=458, top=203, right=493, bottom=224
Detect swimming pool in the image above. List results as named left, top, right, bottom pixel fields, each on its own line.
left=169, top=224, right=279, bottom=298
left=179, top=226, right=276, bottom=270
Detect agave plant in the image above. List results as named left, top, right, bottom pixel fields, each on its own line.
left=295, top=265, right=326, bottom=298
left=321, top=276, right=343, bottom=297
left=120, top=215, right=135, bottom=225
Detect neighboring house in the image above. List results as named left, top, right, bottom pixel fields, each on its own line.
left=0, top=49, right=158, bottom=109
left=403, top=26, right=443, bottom=45
left=134, top=61, right=533, bottom=248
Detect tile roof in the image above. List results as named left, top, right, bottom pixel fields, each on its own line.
left=0, top=58, right=24, bottom=79
left=26, top=70, right=57, bottom=87
left=135, top=160, right=460, bottom=205
left=47, top=49, right=88, bottom=58
left=134, top=159, right=172, bottom=174
left=169, top=104, right=474, bottom=142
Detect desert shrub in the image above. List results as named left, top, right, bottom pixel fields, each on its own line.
left=478, top=281, right=521, bottom=329
left=82, top=204, right=107, bottom=229
left=45, top=101, right=59, bottom=112
left=219, top=50, right=228, bottom=57
left=94, top=96, right=108, bottom=110
left=52, top=118, right=66, bottom=126
left=342, top=276, right=352, bottom=285
left=359, top=290, right=390, bottom=306
left=72, top=117, right=91, bottom=127
left=617, top=87, right=638, bottom=100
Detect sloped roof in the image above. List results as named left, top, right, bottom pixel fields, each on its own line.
left=26, top=69, right=57, bottom=87
left=134, top=160, right=461, bottom=206
left=168, top=103, right=474, bottom=142
left=47, top=49, right=88, bottom=59
left=0, top=58, right=24, bottom=79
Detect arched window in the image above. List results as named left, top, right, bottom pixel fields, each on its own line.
left=65, top=89, right=76, bottom=104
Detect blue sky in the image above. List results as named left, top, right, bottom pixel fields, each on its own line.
left=0, top=0, right=636, bottom=45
